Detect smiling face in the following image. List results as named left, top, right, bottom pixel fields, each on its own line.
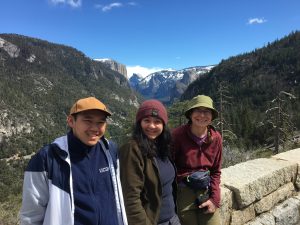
left=67, top=109, right=107, bottom=146
left=140, top=116, right=164, bottom=140
left=190, top=107, right=213, bottom=129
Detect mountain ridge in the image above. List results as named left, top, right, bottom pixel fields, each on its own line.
left=129, top=65, right=214, bottom=104
left=0, top=33, right=139, bottom=158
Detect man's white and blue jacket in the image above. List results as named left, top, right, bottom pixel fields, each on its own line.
left=19, top=133, right=128, bottom=225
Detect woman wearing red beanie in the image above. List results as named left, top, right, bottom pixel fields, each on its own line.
left=119, top=99, right=181, bottom=225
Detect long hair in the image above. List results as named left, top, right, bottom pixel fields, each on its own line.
left=132, top=122, right=171, bottom=160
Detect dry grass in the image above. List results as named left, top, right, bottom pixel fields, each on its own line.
left=0, top=194, right=21, bottom=225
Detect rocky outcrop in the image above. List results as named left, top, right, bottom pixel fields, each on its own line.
left=0, top=37, right=20, bottom=58
left=95, top=58, right=127, bottom=78
left=0, top=109, right=33, bottom=142
left=220, top=148, right=300, bottom=225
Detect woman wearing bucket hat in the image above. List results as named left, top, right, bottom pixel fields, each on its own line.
left=119, top=100, right=181, bottom=225
left=171, top=95, right=222, bottom=225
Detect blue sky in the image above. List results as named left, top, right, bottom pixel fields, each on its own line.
left=1, top=0, right=300, bottom=77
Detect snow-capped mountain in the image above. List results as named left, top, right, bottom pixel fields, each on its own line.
left=129, top=73, right=143, bottom=87
left=129, top=65, right=214, bottom=104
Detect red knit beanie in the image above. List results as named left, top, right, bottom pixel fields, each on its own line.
left=136, top=100, right=168, bottom=125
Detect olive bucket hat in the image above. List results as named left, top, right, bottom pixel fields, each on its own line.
left=184, top=95, right=219, bottom=120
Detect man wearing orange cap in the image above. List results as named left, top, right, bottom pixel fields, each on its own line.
left=20, top=97, right=128, bottom=225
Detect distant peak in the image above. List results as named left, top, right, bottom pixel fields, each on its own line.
left=132, top=73, right=143, bottom=78
left=94, top=58, right=127, bottom=78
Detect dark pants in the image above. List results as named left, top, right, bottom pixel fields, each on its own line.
left=158, top=214, right=182, bottom=225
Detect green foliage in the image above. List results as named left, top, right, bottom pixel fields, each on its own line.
left=0, top=33, right=139, bottom=157
left=0, top=160, right=26, bottom=201
left=167, top=100, right=189, bottom=129
left=181, top=31, right=300, bottom=151
left=109, top=106, right=137, bottom=145
left=0, top=160, right=25, bottom=224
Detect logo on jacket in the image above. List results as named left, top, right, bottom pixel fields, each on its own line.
left=99, top=167, right=109, bottom=173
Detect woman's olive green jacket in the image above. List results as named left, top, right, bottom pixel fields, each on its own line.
left=119, top=140, right=177, bottom=225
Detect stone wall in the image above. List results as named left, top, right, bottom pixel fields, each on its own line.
left=220, top=148, right=300, bottom=225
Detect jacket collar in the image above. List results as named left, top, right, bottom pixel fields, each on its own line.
left=51, top=133, right=110, bottom=160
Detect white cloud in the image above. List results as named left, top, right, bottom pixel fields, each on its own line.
left=95, top=2, right=136, bottom=12
left=50, top=0, right=64, bottom=3
left=127, top=65, right=165, bottom=78
left=50, top=0, right=81, bottom=7
left=102, top=3, right=123, bottom=12
left=68, top=0, right=81, bottom=7
left=247, top=17, right=267, bottom=25
left=128, top=2, right=137, bottom=6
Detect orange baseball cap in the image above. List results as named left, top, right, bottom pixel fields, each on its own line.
left=69, top=97, right=112, bottom=116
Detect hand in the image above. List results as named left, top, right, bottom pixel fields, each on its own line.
left=199, top=199, right=216, bottom=214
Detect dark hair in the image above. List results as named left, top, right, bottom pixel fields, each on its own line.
left=132, top=122, right=171, bottom=160
left=72, top=114, right=78, bottom=121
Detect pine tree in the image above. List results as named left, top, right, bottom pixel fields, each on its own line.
left=263, top=91, right=296, bottom=154
left=215, top=81, right=236, bottom=144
